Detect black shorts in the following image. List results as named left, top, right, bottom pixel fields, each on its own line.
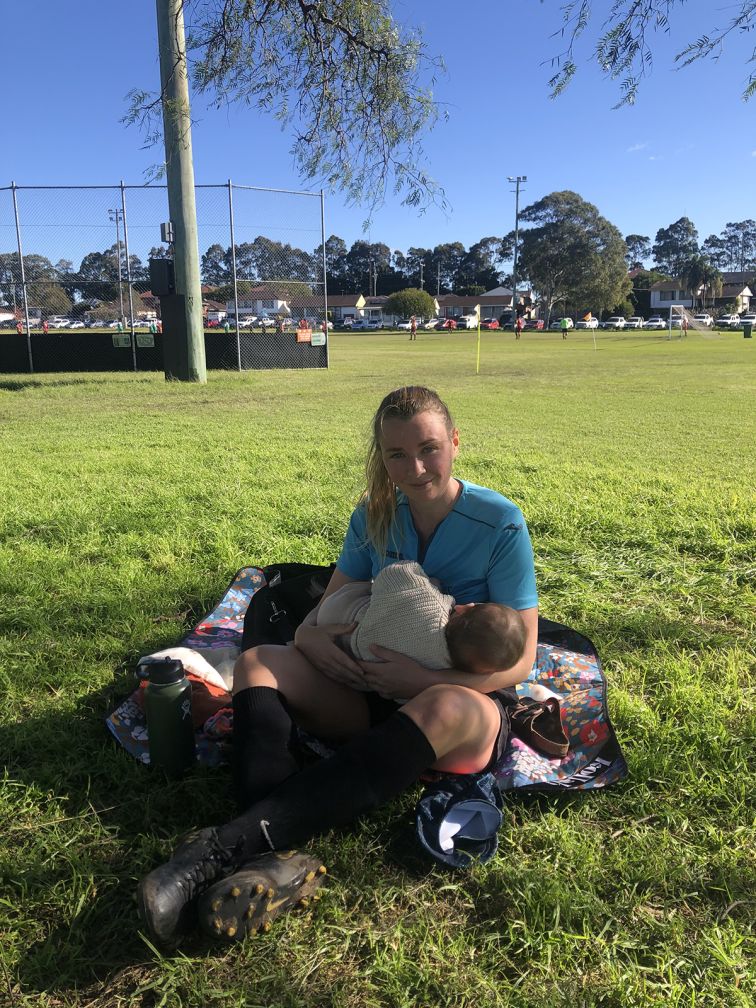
left=365, top=687, right=516, bottom=773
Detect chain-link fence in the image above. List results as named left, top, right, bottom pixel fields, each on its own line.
left=0, top=182, right=329, bottom=373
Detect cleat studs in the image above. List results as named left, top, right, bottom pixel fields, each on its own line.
left=254, top=883, right=265, bottom=895
left=318, top=865, right=327, bottom=875
left=299, top=897, right=310, bottom=908
left=226, top=925, right=237, bottom=937
left=266, top=887, right=275, bottom=899
left=230, top=886, right=241, bottom=898
left=262, top=921, right=271, bottom=932
left=305, top=871, right=316, bottom=882
left=313, top=891, right=322, bottom=901
left=243, top=905, right=254, bottom=920
left=211, top=898, right=222, bottom=912
left=212, top=916, right=223, bottom=931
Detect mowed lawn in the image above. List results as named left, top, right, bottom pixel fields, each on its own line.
left=1, top=329, right=754, bottom=1007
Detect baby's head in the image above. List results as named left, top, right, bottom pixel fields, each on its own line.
left=445, top=603, right=526, bottom=675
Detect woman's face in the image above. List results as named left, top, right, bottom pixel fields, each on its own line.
left=379, top=410, right=459, bottom=509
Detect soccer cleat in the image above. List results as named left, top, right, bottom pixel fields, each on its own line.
left=197, top=850, right=327, bottom=943
left=137, top=828, right=240, bottom=947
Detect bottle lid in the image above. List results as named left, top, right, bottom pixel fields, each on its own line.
left=137, top=656, right=185, bottom=685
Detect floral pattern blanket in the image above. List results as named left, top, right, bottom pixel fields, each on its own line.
left=106, top=567, right=628, bottom=794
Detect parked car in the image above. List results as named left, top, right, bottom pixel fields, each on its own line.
left=549, top=317, right=574, bottom=330
left=625, top=317, right=644, bottom=329
left=48, top=318, right=71, bottom=329
left=480, top=318, right=500, bottom=330
left=692, top=313, right=713, bottom=327
left=574, top=316, right=599, bottom=329
left=523, top=318, right=545, bottom=330
left=350, top=319, right=369, bottom=330
left=87, top=319, right=106, bottom=328
left=604, top=316, right=626, bottom=330
left=67, top=320, right=86, bottom=329
left=237, top=316, right=257, bottom=327
left=455, top=314, right=478, bottom=330
left=715, top=314, right=741, bottom=328
left=644, top=316, right=666, bottom=329
left=436, top=318, right=457, bottom=330
left=423, top=318, right=440, bottom=329
left=395, top=319, right=413, bottom=330
left=739, top=313, right=756, bottom=327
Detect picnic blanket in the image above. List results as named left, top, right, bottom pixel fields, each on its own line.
left=106, top=566, right=628, bottom=794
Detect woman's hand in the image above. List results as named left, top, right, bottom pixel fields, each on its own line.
left=293, top=622, right=367, bottom=690
left=358, top=645, right=435, bottom=700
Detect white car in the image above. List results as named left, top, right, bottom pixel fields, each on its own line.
left=366, top=319, right=382, bottom=329
left=574, top=317, right=599, bottom=329
left=549, top=317, right=574, bottom=330
left=350, top=319, right=369, bottom=330
left=692, top=314, right=713, bottom=327
left=715, top=314, right=741, bottom=328
left=395, top=319, right=413, bottom=330
left=48, top=318, right=71, bottom=329
left=456, top=314, right=478, bottom=330
left=604, top=316, right=626, bottom=330
left=644, top=316, right=666, bottom=329
left=68, top=320, right=86, bottom=329
left=738, top=313, right=756, bottom=326
left=424, top=318, right=440, bottom=329
left=625, top=317, right=644, bottom=329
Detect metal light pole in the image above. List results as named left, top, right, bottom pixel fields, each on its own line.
left=507, top=175, right=527, bottom=331
left=108, top=209, right=125, bottom=323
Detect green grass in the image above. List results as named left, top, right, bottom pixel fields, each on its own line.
left=1, top=329, right=754, bottom=1007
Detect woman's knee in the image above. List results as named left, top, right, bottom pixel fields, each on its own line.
left=403, top=684, right=488, bottom=743
left=232, top=644, right=290, bottom=694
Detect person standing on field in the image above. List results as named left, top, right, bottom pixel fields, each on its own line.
left=515, top=316, right=523, bottom=340
left=560, top=317, right=569, bottom=340
left=409, top=315, right=417, bottom=341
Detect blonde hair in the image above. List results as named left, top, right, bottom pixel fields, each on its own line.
left=360, top=386, right=455, bottom=556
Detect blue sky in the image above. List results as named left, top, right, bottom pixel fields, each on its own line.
left=3, top=0, right=754, bottom=266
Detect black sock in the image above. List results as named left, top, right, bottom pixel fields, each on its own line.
left=218, top=711, right=436, bottom=861
left=231, top=686, right=302, bottom=808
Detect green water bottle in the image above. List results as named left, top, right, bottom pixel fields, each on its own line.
left=138, top=657, right=196, bottom=777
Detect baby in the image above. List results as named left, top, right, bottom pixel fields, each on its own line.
left=316, top=561, right=526, bottom=683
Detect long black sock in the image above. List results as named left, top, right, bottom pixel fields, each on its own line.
left=218, top=711, right=436, bottom=861
left=231, top=686, right=302, bottom=808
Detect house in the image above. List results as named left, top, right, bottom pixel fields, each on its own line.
left=437, top=287, right=533, bottom=321
left=650, top=272, right=753, bottom=314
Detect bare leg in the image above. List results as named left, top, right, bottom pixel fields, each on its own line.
left=233, top=644, right=370, bottom=741
left=402, top=684, right=501, bottom=775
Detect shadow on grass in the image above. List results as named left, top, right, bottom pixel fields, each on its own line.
left=0, top=376, right=154, bottom=392
left=2, top=676, right=235, bottom=997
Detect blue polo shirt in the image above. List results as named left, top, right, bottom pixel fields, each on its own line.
left=337, top=479, right=538, bottom=609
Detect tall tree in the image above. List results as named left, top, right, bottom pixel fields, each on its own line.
left=384, top=287, right=435, bottom=319
left=701, top=234, right=731, bottom=272
left=652, top=217, right=699, bottom=278
left=720, top=220, right=756, bottom=272
left=679, top=255, right=723, bottom=308
left=313, top=235, right=349, bottom=291
left=128, top=1, right=442, bottom=211
left=517, top=191, right=631, bottom=320
left=200, top=243, right=231, bottom=285
left=547, top=2, right=756, bottom=104
left=624, top=234, right=651, bottom=269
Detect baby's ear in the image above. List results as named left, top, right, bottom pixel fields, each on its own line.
left=452, top=603, right=476, bottom=615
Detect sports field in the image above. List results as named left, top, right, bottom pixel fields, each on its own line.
left=1, top=329, right=754, bottom=1007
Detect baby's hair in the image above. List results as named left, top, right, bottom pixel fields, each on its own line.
left=445, top=603, right=526, bottom=674
left=360, top=386, right=455, bottom=557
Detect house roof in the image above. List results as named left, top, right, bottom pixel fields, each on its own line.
left=721, top=283, right=753, bottom=297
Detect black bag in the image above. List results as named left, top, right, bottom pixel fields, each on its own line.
left=240, top=562, right=336, bottom=651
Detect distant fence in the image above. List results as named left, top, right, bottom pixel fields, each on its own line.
left=0, top=181, right=329, bottom=373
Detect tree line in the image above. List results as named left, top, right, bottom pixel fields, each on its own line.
left=1, top=201, right=753, bottom=319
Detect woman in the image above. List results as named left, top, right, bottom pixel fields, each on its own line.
left=138, top=386, right=538, bottom=946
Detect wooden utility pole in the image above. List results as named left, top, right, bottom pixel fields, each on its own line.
left=155, top=0, right=206, bottom=382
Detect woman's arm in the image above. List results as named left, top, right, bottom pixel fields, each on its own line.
left=360, top=606, right=538, bottom=700
left=293, top=567, right=367, bottom=687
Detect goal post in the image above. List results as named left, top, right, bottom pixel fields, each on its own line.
left=668, top=305, right=718, bottom=339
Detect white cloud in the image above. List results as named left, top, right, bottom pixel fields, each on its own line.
left=648, top=155, right=664, bottom=161
left=626, top=142, right=648, bottom=153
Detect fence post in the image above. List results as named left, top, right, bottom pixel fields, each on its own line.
left=121, top=180, right=137, bottom=371
left=320, top=190, right=329, bottom=368
left=228, top=179, right=241, bottom=371
left=11, top=181, right=34, bottom=374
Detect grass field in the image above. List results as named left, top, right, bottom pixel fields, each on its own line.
left=1, top=329, right=754, bottom=1007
